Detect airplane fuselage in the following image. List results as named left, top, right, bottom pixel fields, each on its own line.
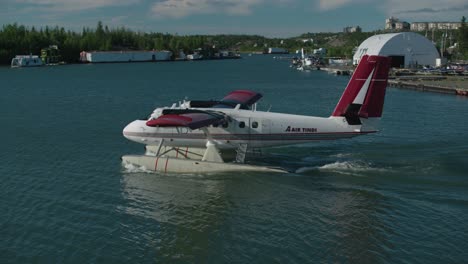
left=123, top=107, right=377, bottom=149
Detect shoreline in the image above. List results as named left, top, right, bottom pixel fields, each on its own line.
left=387, top=75, right=468, bottom=96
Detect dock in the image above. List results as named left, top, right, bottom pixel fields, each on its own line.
left=321, top=67, right=353, bottom=75
left=388, top=76, right=468, bottom=96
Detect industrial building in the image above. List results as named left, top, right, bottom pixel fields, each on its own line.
left=353, top=32, right=440, bottom=68
left=79, top=50, right=172, bottom=63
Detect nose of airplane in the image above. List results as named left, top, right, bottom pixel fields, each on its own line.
left=123, top=120, right=148, bottom=143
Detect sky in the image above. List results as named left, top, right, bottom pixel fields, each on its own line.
left=1, top=0, right=467, bottom=37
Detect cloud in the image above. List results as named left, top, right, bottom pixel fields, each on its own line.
left=317, top=0, right=353, bottom=11
left=382, top=0, right=468, bottom=20
left=317, top=0, right=375, bottom=11
left=398, top=4, right=468, bottom=14
left=12, top=0, right=140, bottom=12
left=151, top=0, right=281, bottom=18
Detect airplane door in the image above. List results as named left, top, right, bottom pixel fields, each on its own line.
left=254, top=118, right=271, bottom=148
left=234, top=117, right=251, bottom=143
left=232, top=117, right=270, bottom=146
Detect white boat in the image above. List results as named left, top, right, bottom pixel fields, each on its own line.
left=293, top=49, right=321, bottom=71
left=11, top=55, right=43, bottom=68
left=186, top=52, right=203, bottom=60
left=328, top=58, right=352, bottom=66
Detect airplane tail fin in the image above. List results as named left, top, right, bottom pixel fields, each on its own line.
left=331, top=55, right=391, bottom=126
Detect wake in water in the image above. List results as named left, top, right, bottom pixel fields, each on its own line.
left=122, top=162, right=153, bottom=174
left=296, top=160, right=390, bottom=176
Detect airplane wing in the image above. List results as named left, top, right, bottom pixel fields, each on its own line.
left=188, top=90, right=262, bottom=109
left=146, top=109, right=227, bottom=130
left=216, top=90, right=262, bottom=108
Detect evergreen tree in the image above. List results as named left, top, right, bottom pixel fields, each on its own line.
left=458, top=16, right=468, bottom=58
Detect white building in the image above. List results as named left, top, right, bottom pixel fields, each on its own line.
left=411, top=22, right=428, bottom=31
left=313, top=48, right=327, bottom=56
left=353, top=32, right=440, bottom=68
left=343, top=26, right=362, bottom=33
left=80, top=50, right=172, bottom=63
left=411, top=22, right=461, bottom=31
left=385, top=17, right=410, bottom=31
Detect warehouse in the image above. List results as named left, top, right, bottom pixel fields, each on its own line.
left=79, top=50, right=172, bottom=63
left=353, top=32, right=440, bottom=68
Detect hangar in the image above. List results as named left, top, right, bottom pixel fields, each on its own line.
left=353, top=32, right=440, bottom=68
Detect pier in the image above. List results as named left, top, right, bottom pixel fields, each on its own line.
left=321, top=67, right=353, bottom=75
left=388, top=76, right=468, bottom=96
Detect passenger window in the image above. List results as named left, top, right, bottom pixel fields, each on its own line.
left=252, top=121, right=258, bottom=128
left=239, top=121, right=245, bottom=128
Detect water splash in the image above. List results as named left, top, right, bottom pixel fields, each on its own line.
left=296, top=160, right=389, bottom=176
left=122, top=162, right=152, bottom=174
left=319, top=161, right=370, bottom=171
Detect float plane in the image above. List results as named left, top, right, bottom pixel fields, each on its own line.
left=122, top=55, right=391, bottom=173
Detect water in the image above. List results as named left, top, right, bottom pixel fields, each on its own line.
left=1, top=56, right=467, bottom=263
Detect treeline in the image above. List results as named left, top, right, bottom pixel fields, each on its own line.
left=0, top=22, right=212, bottom=64
left=0, top=21, right=376, bottom=64
left=1, top=18, right=467, bottom=65
left=0, top=22, right=295, bottom=64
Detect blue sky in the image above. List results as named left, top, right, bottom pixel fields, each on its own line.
left=1, top=0, right=467, bottom=37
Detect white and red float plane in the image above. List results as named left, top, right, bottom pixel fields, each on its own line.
left=122, top=55, right=391, bottom=173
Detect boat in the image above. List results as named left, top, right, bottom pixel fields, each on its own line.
left=11, top=55, right=43, bottom=68
left=186, top=52, right=203, bottom=60
left=293, top=49, right=321, bottom=71
left=265, top=47, right=289, bottom=54
left=215, top=50, right=241, bottom=59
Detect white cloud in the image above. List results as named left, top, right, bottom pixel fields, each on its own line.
left=381, top=0, right=468, bottom=21
left=317, top=0, right=353, bottom=11
left=151, top=0, right=281, bottom=18
left=13, top=0, right=140, bottom=12
left=317, top=0, right=376, bottom=11
left=315, top=0, right=466, bottom=22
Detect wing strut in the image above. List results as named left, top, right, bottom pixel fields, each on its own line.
left=235, top=143, right=248, bottom=163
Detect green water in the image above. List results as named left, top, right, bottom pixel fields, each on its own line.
left=0, top=55, right=467, bottom=263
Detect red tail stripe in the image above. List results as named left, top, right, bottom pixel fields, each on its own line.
left=331, top=55, right=391, bottom=118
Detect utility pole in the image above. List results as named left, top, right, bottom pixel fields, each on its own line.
left=441, top=26, right=448, bottom=59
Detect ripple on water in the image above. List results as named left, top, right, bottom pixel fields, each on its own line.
left=1, top=59, right=468, bottom=263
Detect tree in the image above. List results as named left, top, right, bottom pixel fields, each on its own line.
left=458, top=16, right=468, bottom=58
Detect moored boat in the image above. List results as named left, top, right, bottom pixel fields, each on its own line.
left=11, top=55, right=43, bottom=68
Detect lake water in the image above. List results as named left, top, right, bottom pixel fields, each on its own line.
left=1, top=55, right=467, bottom=263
